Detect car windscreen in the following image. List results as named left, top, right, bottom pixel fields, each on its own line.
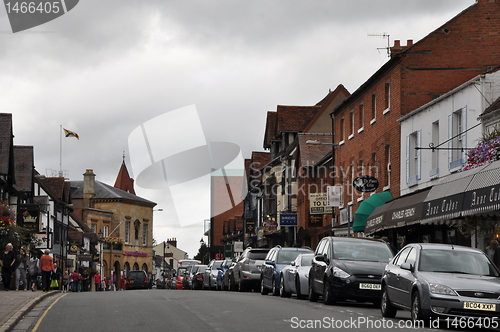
left=248, top=251, right=268, bottom=260
left=277, top=250, right=309, bottom=265
left=419, top=249, right=499, bottom=276
left=300, top=255, right=313, bottom=266
left=213, top=261, right=223, bottom=268
left=333, top=241, right=393, bottom=263
left=128, top=272, right=145, bottom=280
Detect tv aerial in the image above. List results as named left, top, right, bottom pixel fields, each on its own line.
left=368, top=32, right=390, bottom=57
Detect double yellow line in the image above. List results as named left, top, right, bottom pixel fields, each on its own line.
left=31, top=293, right=68, bottom=332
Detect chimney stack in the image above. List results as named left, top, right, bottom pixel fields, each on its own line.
left=390, top=39, right=413, bottom=57
left=83, top=169, right=96, bottom=207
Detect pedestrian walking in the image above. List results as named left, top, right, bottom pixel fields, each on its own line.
left=94, top=272, right=102, bottom=291
left=104, top=277, right=110, bottom=291
left=81, top=269, right=90, bottom=291
left=0, top=243, right=16, bottom=291
left=39, top=249, right=54, bottom=292
left=486, top=239, right=500, bottom=268
left=28, top=251, right=39, bottom=291
left=51, top=262, right=62, bottom=290
left=71, top=270, right=80, bottom=292
left=62, top=270, right=69, bottom=292
left=120, top=274, right=125, bottom=291
left=15, top=247, right=28, bottom=291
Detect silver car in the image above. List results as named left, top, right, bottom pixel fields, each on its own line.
left=381, top=243, right=500, bottom=323
left=232, top=247, right=269, bottom=292
left=203, top=259, right=223, bottom=290
left=279, top=253, right=313, bottom=299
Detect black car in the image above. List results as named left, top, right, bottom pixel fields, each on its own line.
left=309, top=237, right=394, bottom=305
left=125, top=270, right=149, bottom=290
left=191, top=265, right=208, bottom=290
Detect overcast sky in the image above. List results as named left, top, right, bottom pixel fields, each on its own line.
left=1, top=0, right=476, bottom=257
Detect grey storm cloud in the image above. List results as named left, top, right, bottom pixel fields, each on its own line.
left=0, top=0, right=476, bottom=256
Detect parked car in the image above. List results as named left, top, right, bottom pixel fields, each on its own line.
left=125, top=270, right=149, bottom=290
left=184, top=264, right=206, bottom=290
left=222, top=260, right=237, bottom=291
left=280, top=253, right=314, bottom=299
left=233, top=247, right=270, bottom=292
left=191, top=265, right=208, bottom=290
left=309, top=236, right=393, bottom=305
left=261, top=246, right=314, bottom=296
left=203, top=259, right=224, bottom=290
left=381, top=243, right=500, bottom=322
left=216, top=259, right=233, bottom=290
left=175, top=267, right=188, bottom=290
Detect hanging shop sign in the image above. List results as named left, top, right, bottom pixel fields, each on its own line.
left=353, top=175, right=379, bottom=192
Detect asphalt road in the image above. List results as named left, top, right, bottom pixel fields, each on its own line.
left=17, top=289, right=494, bottom=332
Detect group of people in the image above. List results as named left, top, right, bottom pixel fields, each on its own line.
left=0, top=244, right=63, bottom=292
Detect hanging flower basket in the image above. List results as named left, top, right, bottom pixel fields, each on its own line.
left=102, top=237, right=125, bottom=245
left=463, top=130, right=500, bottom=171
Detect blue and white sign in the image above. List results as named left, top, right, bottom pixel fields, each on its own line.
left=280, top=213, right=298, bottom=226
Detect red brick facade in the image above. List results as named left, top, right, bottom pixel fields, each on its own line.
left=332, top=0, right=500, bottom=230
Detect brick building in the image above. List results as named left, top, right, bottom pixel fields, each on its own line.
left=330, top=0, right=500, bottom=237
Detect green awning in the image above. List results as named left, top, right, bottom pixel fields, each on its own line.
left=352, top=191, right=393, bottom=232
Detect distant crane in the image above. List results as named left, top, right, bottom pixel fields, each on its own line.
left=368, top=32, right=390, bottom=57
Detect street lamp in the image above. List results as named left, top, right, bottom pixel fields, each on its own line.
left=98, top=230, right=104, bottom=291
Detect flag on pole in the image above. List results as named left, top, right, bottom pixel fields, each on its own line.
left=63, top=128, right=79, bottom=140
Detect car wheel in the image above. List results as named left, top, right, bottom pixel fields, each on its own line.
left=238, top=279, right=245, bottom=292
left=308, top=281, right=319, bottom=302
left=279, top=275, right=291, bottom=298
left=229, top=275, right=235, bottom=291
left=411, top=291, right=425, bottom=322
left=381, top=286, right=397, bottom=318
left=260, top=278, right=269, bottom=295
left=323, top=279, right=335, bottom=305
left=272, top=277, right=279, bottom=296
left=296, top=277, right=305, bottom=300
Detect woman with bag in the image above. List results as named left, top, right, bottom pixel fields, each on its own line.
left=39, top=249, right=54, bottom=292
left=28, top=251, right=39, bottom=291
left=50, top=262, right=61, bottom=290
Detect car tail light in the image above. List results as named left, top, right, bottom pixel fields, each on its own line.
left=197, top=274, right=203, bottom=280
left=144, top=277, right=148, bottom=284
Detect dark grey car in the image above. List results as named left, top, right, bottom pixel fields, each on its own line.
left=309, top=236, right=394, bottom=305
left=381, top=243, right=500, bottom=322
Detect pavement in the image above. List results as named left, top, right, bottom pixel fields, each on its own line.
left=0, top=290, right=59, bottom=332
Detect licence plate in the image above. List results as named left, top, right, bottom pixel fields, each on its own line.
left=129, top=280, right=134, bottom=283
left=463, top=302, right=496, bottom=311
left=359, top=283, right=381, bottom=290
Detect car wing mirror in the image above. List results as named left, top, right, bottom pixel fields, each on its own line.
left=315, top=254, right=325, bottom=262
left=400, top=262, right=414, bottom=272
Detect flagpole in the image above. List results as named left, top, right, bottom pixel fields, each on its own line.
left=60, top=125, right=63, bottom=177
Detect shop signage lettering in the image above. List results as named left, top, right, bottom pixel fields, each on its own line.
left=470, top=187, right=500, bottom=207
left=123, top=251, right=148, bottom=257
left=391, top=208, right=415, bottom=220
left=424, top=198, right=460, bottom=217
left=366, top=215, right=383, bottom=228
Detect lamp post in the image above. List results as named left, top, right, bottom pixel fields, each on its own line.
left=98, top=230, right=103, bottom=291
